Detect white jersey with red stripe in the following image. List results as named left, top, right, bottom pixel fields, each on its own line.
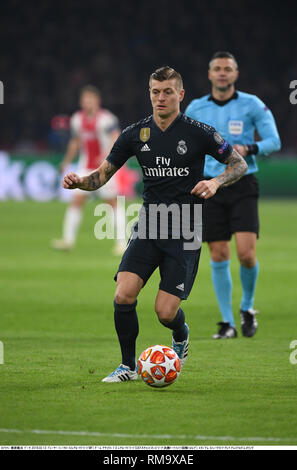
left=70, top=109, right=120, bottom=171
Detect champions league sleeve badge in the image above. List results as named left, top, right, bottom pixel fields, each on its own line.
left=177, top=140, right=187, bottom=155
left=213, top=132, right=224, bottom=145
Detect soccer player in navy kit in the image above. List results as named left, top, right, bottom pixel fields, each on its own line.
left=62, top=66, right=247, bottom=382
left=186, top=52, right=281, bottom=339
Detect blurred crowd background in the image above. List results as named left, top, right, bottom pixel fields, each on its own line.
left=1, top=0, right=296, bottom=154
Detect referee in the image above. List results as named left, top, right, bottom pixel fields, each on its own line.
left=186, top=52, right=281, bottom=339
left=62, top=66, right=247, bottom=382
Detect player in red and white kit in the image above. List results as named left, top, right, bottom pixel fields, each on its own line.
left=52, top=85, right=126, bottom=254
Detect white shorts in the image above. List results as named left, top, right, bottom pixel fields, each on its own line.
left=74, top=166, right=118, bottom=200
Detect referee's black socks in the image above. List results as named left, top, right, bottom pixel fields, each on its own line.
left=114, top=300, right=139, bottom=371
left=159, top=307, right=188, bottom=342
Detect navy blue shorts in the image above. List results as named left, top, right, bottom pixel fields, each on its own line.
left=114, top=234, right=201, bottom=300
left=203, top=174, right=259, bottom=242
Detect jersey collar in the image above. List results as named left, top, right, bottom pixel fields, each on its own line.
left=152, top=112, right=182, bottom=133
left=207, top=91, right=238, bottom=106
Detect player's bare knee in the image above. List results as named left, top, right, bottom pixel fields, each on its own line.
left=155, top=306, right=176, bottom=324
left=156, top=312, right=175, bottom=325
left=114, top=291, right=137, bottom=305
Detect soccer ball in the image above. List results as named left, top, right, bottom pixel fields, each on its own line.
left=137, top=344, right=181, bottom=388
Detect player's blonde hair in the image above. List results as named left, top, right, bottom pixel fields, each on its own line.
left=149, top=66, right=183, bottom=90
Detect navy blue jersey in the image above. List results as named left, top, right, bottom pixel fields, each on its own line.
left=107, top=112, right=232, bottom=207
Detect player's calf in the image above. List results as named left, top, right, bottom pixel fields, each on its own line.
left=156, top=306, right=189, bottom=367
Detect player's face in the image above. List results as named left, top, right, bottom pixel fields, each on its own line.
left=150, top=79, right=185, bottom=119
left=208, top=58, right=238, bottom=92
left=80, top=91, right=100, bottom=114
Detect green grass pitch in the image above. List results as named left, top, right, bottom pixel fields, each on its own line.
left=0, top=199, right=297, bottom=446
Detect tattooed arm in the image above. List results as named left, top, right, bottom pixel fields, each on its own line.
left=214, top=147, right=248, bottom=188
left=62, top=160, right=118, bottom=191
left=191, top=148, right=248, bottom=199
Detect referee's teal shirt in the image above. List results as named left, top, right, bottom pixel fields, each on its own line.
left=185, top=91, right=281, bottom=178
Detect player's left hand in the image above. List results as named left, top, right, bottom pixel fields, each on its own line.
left=191, top=179, right=220, bottom=199
left=233, top=144, right=248, bottom=157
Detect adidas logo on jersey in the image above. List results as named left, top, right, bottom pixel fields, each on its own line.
left=141, top=144, right=151, bottom=152
left=176, top=283, right=184, bottom=291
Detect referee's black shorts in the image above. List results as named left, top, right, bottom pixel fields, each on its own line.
left=202, top=174, right=259, bottom=243
left=114, top=232, right=201, bottom=300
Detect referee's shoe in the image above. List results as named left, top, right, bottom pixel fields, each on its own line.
left=212, top=322, right=237, bottom=339
left=240, top=308, right=258, bottom=337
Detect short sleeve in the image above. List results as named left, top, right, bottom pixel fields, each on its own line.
left=184, top=100, right=198, bottom=120
left=106, top=129, right=134, bottom=169
left=100, top=111, right=120, bottom=134
left=200, top=123, right=233, bottom=163
left=70, top=113, right=81, bottom=138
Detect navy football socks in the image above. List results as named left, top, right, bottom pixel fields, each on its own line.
left=159, top=307, right=188, bottom=342
left=114, top=300, right=139, bottom=371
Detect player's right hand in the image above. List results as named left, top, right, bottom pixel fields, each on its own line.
left=62, top=172, right=81, bottom=189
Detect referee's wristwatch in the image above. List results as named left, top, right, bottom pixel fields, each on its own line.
left=244, top=144, right=259, bottom=156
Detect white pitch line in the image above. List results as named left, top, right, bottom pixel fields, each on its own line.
left=0, top=428, right=296, bottom=443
